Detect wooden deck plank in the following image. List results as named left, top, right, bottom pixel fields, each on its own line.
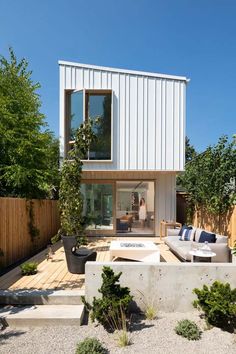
left=1, top=237, right=181, bottom=291
left=8, top=245, right=65, bottom=290
left=0, top=242, right=62, bottom=289
left=24, top=247, right=67, bottom=290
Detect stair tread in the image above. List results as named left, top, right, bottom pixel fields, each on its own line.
left=0, top=304, right=84, bottom=320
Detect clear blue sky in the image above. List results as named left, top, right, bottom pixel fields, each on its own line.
left=1, top=0, right=235, bottom=152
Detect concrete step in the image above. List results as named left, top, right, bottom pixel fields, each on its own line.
left=0, top=304, right=85, bottom=327
left=0, top=289, right=85, bottom=305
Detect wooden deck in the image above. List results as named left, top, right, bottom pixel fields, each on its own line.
left=0, top=237, right=180, bottom=291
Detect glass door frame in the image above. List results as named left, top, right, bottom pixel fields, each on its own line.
left=115, top=179, right=156, bottom=236
left=81, top=179, right=156, bottom=236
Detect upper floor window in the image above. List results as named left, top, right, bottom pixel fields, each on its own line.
left=68, top=89, right=112, bottom=161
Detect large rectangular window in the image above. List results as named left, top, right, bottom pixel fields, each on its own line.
left=86, top=91, right=111, bottom=160
left=81, top=183, right=113, bottom=230
left=67, top=90, right=112, bottom=160
left=69, top=90, right=84, bottom=141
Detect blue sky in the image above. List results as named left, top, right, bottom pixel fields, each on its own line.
left=0, top=0, right=235, bottom=152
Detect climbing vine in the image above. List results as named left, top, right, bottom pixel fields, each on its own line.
left=27, top=200, right=40, bottom=242
left=59, top=120, right=96, bottom=241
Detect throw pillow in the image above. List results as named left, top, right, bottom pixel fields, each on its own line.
left=198, top=231, right=216, bottom=243
left=178, top=225, right=192, bottom=237
left=180, top=228, right=195, bottom=241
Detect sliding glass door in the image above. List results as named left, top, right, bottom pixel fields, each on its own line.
left=81, top=183, right=113, bottom=230
left=116, top=181, right=155, bottom=235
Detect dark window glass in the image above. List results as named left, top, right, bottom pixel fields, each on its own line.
left=86, top=92, right=111, bottom=160
left=81, top=183, right=113, bottom=230
left=69, top=90, right=83, bottom=140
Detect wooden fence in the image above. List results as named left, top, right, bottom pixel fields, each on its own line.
left=0, top=198, right=60, bottom=268
left=193, top=205, right=236, bottom=247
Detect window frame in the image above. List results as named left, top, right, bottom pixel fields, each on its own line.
left=67, top=89, right=113, bottom=163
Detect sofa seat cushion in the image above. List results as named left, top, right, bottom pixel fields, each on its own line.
left=164, top=237, right=192, bottom=261
left=215, top=235, right=228, bottom=243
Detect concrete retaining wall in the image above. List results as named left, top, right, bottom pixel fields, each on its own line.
left=85, top=262, right=236, bottom=312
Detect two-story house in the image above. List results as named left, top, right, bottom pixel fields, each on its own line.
left=59, top=61, right=188, bottom=236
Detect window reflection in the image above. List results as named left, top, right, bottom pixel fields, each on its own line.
left=69, top=90, right=83, bottom=141
left=81, top=183, right=113, bottom=230
left=86, top=92, right=111, bottom=160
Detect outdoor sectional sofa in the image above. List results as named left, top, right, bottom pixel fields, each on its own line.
left=164, top=227, right=230, bottom=262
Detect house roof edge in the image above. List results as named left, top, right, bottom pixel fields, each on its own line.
left=58, top=60, right=189, bottom=82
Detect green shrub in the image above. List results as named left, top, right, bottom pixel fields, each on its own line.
left=20, top=262, right=38, bottom=275
left=145, top=305, right=157, bottom=320
left=82, top=266, right=133, bottom=331
left=51, top=233, right=61, bottom=244
left=193, top=281, right=236, bottom=332
left=175, top=319, right=201, bottom=340
left=76, top=337, right=107, bottom=354
left=116, top=329, right=131, bottom=347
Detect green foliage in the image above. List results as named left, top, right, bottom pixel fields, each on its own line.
left=180, top=135, right=236, bottom=217
left=145, top=305, right=157, bottom=320
left=116, top=329, right=131, bottom=347
left=76, top=337, right=107, bottom=354
left=20, top=262, right=38, bottom=275
left=27, top=200, right=40, bottom=242
left=50, top=233, right=61, bottom=245
left=59, top=120, right=96, bottom=241
left=0, top=48, right=59, bottom=199
left=175, top=319, right=201, bottom=340
left=82, top=266, right=133, bottom=331
left=185, top=136, right=197, bottom=163
left=193, top=281, right=236, bottom=332
left=137, top=290, right=158, bottom=320
left=232, top=241, right=236, bottom=256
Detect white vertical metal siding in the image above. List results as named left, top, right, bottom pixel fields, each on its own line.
left=59, top=62, right=187, bottom=171
left=156, top=173, right=176, bottom=235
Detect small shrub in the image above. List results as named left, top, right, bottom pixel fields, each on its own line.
left=76, top=337, right=107, bottom=354
left=193, top=281, right=236, bottom=332
left=137, top=290, right=158, bottom=320
left=145, top=305, right=157, bottom=320
left=20, top=262, right=38, bottom=275
left=82, top=266, right=133, bottom=331
left=175, top=319, right=201, bottom=340
left=113, top=305, right=131, bottom=347
left=116, top=329, right=131, bottom=347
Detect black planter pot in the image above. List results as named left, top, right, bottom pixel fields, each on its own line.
left=62, top=235, right=97, bottom=274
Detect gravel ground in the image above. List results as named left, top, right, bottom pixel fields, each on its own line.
left=0, top=311, right=236, bottom=354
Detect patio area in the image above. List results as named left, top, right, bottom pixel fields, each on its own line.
left=0, top=237, right=180, bottom=292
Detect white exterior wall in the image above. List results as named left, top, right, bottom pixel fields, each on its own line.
left=59, top=61, right=187, bottom=171
left=155, top=173, right=176, bottom=235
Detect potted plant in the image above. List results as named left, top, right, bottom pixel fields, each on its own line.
left=59, top=120, right=97, bottom=273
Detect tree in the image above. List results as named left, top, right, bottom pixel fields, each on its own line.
left=181, top=135, right=236, bottom=217
left=177, top=136, right=197, bottom=191
left=0, top=48, right=59, bottom=199
left=185, top=136, right=197, bottom=163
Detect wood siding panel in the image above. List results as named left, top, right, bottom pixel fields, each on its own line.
left=193, top=206, right=236, bottom=247
left=0, top=198, right=60, bottom=268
